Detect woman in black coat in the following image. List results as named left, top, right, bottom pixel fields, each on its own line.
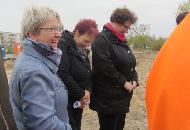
left=89, top=7, right=138, bottom=130
left=57, top=19, right=98, bottom=130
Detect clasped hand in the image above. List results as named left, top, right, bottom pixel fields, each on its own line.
left=123, top=81, right=137, bottom=92
left=79, top=90, right=90, bottom=108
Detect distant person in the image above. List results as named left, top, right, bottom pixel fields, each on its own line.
left=89, top=6, right=139, bottom=130
left=9, top=4, right=72, bottom=130
left=57, top=19, right=98, bottom=130
left=146, top=12, right=190, bottom=130
left=176, top=12, right=189, bottom=25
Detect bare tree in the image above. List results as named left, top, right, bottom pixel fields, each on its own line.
left=128, top=23, right=150, bottom=37
left=174, top=0, right=190, bottom=16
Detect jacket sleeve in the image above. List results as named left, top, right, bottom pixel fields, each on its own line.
left=132, top=69, right=139, bottom=86
left=21, top=70, right=72, bottom=130
left=85, top=68, right=92, bottom=93
left=92, top=34, right=126, bottom=87
left=57, top=38, right=85, bottom=100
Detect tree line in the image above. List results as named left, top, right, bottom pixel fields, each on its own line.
left=127, top=0, right=190, bottom=51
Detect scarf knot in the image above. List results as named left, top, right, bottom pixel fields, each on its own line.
left=22, top=38, right=62, bottom=66
left=106, top=22, right=126, bottom=42
left=75, top=44, right=88, bottom=62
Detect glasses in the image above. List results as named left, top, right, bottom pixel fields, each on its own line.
left=123, top=24, right=131, bottom=30
left=39, top=26, right=64, bottom=34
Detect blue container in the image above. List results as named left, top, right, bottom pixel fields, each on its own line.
left=1, top=46, right=5, bottom=57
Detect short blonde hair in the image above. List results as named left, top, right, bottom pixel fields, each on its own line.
left=21, top=4, right=61, bottom=39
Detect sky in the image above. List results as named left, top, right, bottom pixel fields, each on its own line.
left=0, top=0, right=183, bottom=38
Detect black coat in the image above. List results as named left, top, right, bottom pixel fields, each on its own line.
left=57, top=30, right=92, bottom=101
left=89, top=25, right=138, bottom=115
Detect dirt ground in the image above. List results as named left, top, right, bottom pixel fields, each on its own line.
left=4, top=50, right=158, bottom=130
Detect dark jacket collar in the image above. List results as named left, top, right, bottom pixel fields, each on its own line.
left=61, top=30, right=90, bottom=55
left=102, top=25, right=128, bottom=46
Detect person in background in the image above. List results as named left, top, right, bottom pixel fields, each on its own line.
left=89, top=6, right=138, bottom=130
left=145, top=12, right=190, bottom=130
left=57, top=19, right=98, bottom=130
left=9, top=4, right=72, bottom=130
left=176, top=11, right=189, bottom=25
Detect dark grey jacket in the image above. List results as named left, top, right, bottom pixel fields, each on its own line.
left=57, top=30, right=92, bottom=101
left=89, top=25, right=138, bottom=115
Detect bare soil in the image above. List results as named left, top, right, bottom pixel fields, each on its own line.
left=4, top=50, right=158, bottom=130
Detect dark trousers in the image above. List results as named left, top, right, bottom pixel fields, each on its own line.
left=98, top=112, right=126, bottom=130
left=68, top=101, right=83, bottom=130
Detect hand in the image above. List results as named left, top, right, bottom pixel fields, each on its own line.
left=123, top=81, right=133, bottom=92
left=84, top=90, right=90, bottom=101
left=79, top=90, right=90, bottom=108
left=79, top=103, right=87, bottom=109
left=132, top=81, right=137, bottom=89
left=80, top=90, right=90, bottom=103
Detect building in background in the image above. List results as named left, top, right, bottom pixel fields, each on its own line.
left=0, top=31, right=21, bottom=46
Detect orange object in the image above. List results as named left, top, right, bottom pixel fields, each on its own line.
left=14, top=43, right=22, bottom=56
left=146, top=13, right=190, bottom=130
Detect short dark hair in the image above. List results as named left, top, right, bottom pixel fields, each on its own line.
left=110, top=6, right=138, bottom=24
left=73, top=19, right=98, bottom=37
left=176, top=12, right=189, bottom=25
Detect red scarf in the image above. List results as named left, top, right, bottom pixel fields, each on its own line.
left=106, top=22, right=126, bottom=42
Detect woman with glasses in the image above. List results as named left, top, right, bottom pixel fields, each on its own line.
left=57, top=19, right=98, bottom=130
left=9, top=4, right=72, bottom=130
left=89, top=6, right=138, bottom=130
